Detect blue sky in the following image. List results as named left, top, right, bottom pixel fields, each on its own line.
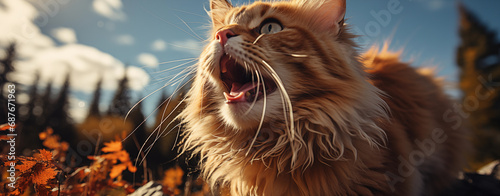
left=2, top=0, right=500, bottom=123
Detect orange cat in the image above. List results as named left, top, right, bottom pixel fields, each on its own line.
left=180, top=0, right=468, bottom=195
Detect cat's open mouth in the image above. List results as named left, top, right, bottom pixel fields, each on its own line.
left=220, top=55, right=277, bottom=103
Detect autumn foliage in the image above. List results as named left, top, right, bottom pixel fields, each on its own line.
left=0, top=124, right=208, bottom=196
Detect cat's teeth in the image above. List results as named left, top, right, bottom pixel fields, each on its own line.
left=222, top=64, right=227, bottom=73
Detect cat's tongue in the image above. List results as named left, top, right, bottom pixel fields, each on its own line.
left=224, top=82, right=258, bottom=103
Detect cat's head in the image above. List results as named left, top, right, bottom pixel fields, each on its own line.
left=183, top=0, right=387, bottom=166
left=198, top=0, right=357, bottom=127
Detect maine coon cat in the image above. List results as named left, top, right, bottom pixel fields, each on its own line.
left=179, top=0, right=468, bottom=195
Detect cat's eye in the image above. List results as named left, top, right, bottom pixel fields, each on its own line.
left=259, top=21, right=283, bottom=34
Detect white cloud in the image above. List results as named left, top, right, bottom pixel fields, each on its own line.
left=51, top=27, right=77, bottom=44
left=137, top=53, right=159, bottom=68
left=0, top=0, right=149, bottom=93
left=127, top=66, right=150, bottom=90
left=171, top=39, right=203, bottom=56
left=92, top=0, right=126, bottom=21
left=151, top=39, right=167, bottom=51
left=0, top=0, right=54, bottom=59
left=115, top=34, right=134, bottom=45
left=1, top=0, right=151, bottom=122
left=13, top=44, right=150, bottom=92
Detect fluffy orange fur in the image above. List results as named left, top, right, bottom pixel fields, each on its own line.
left=179, top=0, right=468, bottom=195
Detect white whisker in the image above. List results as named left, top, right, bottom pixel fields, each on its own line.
left=139, top=87, right=190, bottom=166
left=157, top=57, right=198, bottom=66
left=134, top=73, right=194, bottom=166
left=138, top=4, right=204, bottom=41
left=253, top=34, right=265, bottom=45
left=244, top=63, right=261, bottom=115
left=246, top=72, right=267, bottom=157
left=175, top=15, right=205, bottom=41
left=290, top=54, right=308, bottom=58
left=261, top=60, right=298, bottom=165
left=261, top=60, right=294, bottom=136
left=155, top=58, right=198, bottom=73
left=161, top=64, right=197, bottom=86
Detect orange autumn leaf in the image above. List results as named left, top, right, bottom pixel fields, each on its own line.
left=100, top=153, right=120, bottom=163
left=61, top=141, right=69, bottom=151
left=102, top=141, right=123, bottom=153
left=39, top=131, right=48, bottom=140
left=46, top=128, right=53, bottom=135
left=110, top=163, right=127, bottom=179
left=0, top=123, right=14, bottom=131
left=16, top=160, right=37, bottom=173
left=33, top=167, right=57, bottom=185
left=127, top=162, right=137, bottom=173
left=116, top=150, right=131, bottom=163
left=42, top=136, right=61, bottom=149
left=36, top=149, right=53, bottom=162
left=0, top=135, right=12, bottom=141
left=163, top=166, right=184, bottom=189
left=11, top=189, right=20, bottom=195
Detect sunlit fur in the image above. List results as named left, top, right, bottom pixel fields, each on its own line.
left=179, top=0, right=468, bottom=195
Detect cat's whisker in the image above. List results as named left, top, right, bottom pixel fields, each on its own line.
left=124, top=66, right=193, bottom=144
left=261, top=59, right=300, bottom=165
left=151, top=66, right=196, bottom=87
left=139, top=93, right=189, bottom=166
left=135, top=122, right=161, bottom=166
left=140, top=5, right=204, bottom=42
left=161, top=64, right=197, bottom=86
left=261, top=60, right=294, bottom=135
left=132, top=87, right=178, bottom=165
left=124, top=85, right=167, bottom=127
left=157, top=57, right=198, bottom=66
left=152, top=62, right=197, bottom=83
left=168, top=42, right=205, bottom=50
left=244, top=62, right=261, bottom=115
left=155, top=58, right=198, bottom=73
left=169, top=8, right=207, bottom=18
left=197, top=61, right=219, bottom=120
left=253, top=34, right=265, bottom=45
left=290, top=54, right=308, bottom=58
left=153, top=95, right=187, bottom=144
left=135, top=73, right=194, bottom=166
left=246, top=72, right=267, bottom=157
left=174, top=15, right=205, bottom=41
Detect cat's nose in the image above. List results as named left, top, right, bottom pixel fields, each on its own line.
left=215, top=29, right=236, bottom=46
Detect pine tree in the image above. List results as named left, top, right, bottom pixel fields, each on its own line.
left=108, top=70, right=131, bottom=117
left=0, top=43, right=16, bottom=124
left=20, top=71, right=40, bottom=122
left=46, top=72, right=76, bottom=145
left=17, top=71, right=44, bottom=151
left=456, top=4, right=500, bottom=167
left=88, top=77, right=103, bottom=118
left=38, top=81, right=53, bottom=127
left=127, top=98, right=147, bottom=144
left=0, top=43, right=15, bottom=88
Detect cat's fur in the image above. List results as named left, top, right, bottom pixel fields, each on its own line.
left=180, top=0, right=468, bottom=195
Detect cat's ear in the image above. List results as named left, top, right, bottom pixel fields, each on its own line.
left=209, top=0, right=233, bottom=27
left=308, top=0, right=346, bottom=35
